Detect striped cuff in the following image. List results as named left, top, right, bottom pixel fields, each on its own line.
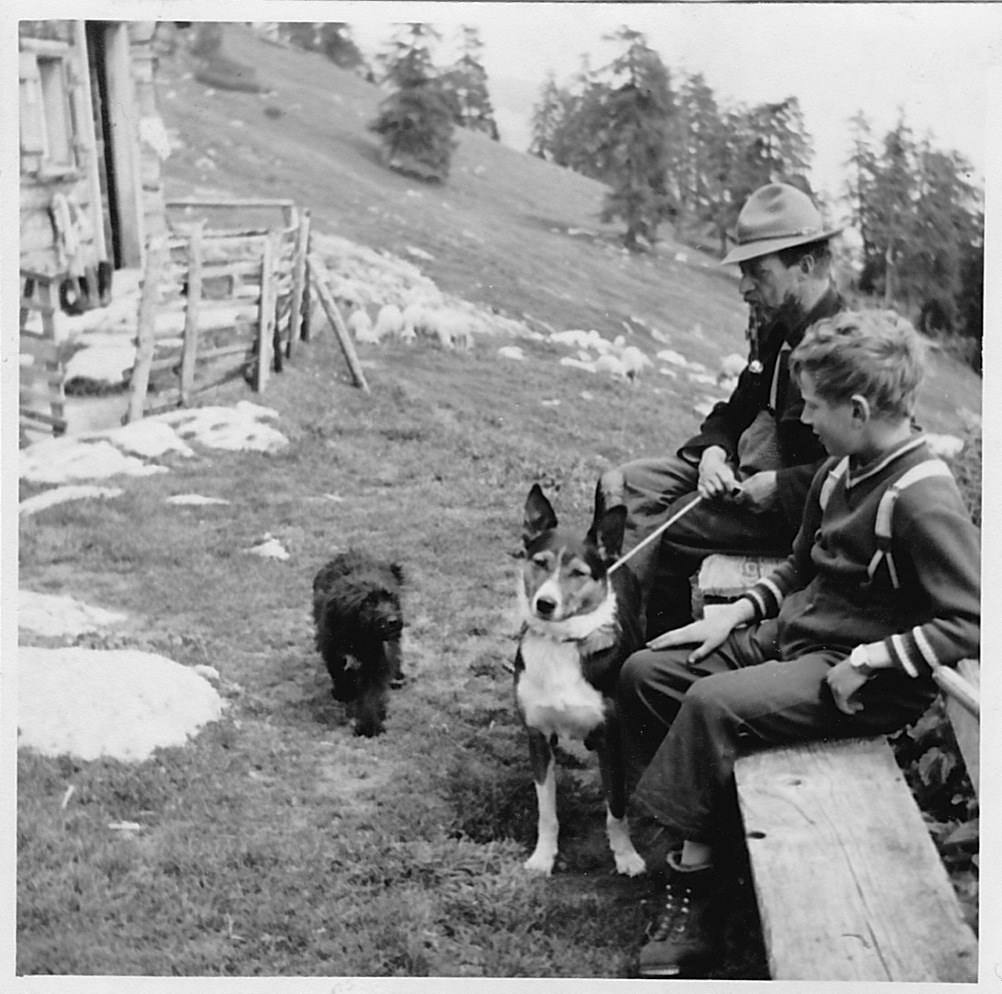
left=742, top=577, right=783, bottom=619
left=739, top=588, right=768, bottom=621
left=887, top=633, right=921, bottom=678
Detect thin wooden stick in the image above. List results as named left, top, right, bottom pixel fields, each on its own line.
left=127, top=236, right=168, bottom=423
left=308, top=253, right=370, bottom=393
left=179, top=221, right=204, bottom=406
left=608, top=494, right=703, bottom=574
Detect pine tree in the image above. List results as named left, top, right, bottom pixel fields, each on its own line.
left=319, top=23, right=366, bottom=73
left=442, top=26, right=500, bottom=140
left=529, top=71, right=563, bottom=158
left=596, top=27, right=676, bottom=250
left=843, top=111, right=983, bottom=368
left=369, top=24, right=457, bottom=182
left=669, top=72, right=723, bottom=221
left=844, top=110, right=879, bottom=260
left=527, top=54, right=611, bottom=177
left=281, top=22, right=320, bottom=51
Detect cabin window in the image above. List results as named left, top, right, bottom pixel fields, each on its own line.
left=19, top=44, right=77, bottom=175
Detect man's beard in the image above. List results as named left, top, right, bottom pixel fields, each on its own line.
left=764, top=291, right=804, bottom=329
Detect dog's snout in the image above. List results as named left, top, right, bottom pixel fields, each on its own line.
left=534, top=595, right=558, bottom=618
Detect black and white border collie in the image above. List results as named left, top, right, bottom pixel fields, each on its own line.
left=514, top=483, right=646, bottom=876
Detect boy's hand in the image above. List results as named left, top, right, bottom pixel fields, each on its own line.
left=698, top=447, right=738, bottom=499
left=646, top=603, right=746, bottom=663
left=826, top=657, right=870, bottom=715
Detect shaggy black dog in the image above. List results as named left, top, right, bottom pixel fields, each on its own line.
left=312, top=550, right=405, bottom=737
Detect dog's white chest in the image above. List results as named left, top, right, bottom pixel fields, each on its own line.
left=516, top=635, right=605, bottom=740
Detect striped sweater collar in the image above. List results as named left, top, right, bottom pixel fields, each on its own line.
left=846, top=435, right=928, bottom=489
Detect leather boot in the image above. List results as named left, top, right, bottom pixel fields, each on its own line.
left=637, top=850, right=719, bottom=978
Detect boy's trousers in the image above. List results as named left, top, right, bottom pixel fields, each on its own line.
left=617, top=620, right=936, bottom=845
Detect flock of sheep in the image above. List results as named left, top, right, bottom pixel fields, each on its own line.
left=311, top=230, right=717, bottom=386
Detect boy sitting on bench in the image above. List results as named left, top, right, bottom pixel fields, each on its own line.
left=615, top=309, right=981, bottom=979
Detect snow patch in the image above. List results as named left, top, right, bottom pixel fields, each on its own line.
left=19, top=485, right=124, bottom=517
left=165, top=494, right=231, bottom=506
left=20, top=438, right=168, bottom=484
left=95, top=420, right=196, bottom=459
left=19, top=590, right=127, bottom=638
left=17, top=647, right=224, bottom=763
left=64, top=345, right=136, bottom=386
left=245, top=535, right=291, bottom=560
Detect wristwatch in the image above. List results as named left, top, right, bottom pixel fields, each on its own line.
left=848, top=644, right=875, bottom=677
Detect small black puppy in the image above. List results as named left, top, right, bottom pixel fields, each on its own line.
left=312, top=550, right=405, bottom=737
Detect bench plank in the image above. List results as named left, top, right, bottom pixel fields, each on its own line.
left=945, top=659, right=979, bottom=799
left=736, top=736, right=977, bottom=981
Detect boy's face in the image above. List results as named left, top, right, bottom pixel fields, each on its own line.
left=798, top=371, right=859, bottom=457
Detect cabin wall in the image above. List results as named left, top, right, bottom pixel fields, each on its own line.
left=19, top=20, right=167, bottom=277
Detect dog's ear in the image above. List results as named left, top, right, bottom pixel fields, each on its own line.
left=523, top=483, right=557, bottom=548
left=587, top=504, right=627, bottom=564
left=390, top=562, right=405, bottom=585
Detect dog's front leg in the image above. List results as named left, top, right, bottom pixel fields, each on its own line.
left=524, top=727, right=559, bottom=875
left=595, top=712, right=646, bottom=876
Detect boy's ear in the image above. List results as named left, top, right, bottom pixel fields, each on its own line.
left=850, top=393, right=872, bottom=423
left=523, top=484, right=557, bottom=548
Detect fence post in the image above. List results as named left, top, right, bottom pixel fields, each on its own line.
left=255, top=234, right=276, bottom=392
left=179, top=222, right=204, bottom=406
left=38, top=277, right=65, bottom=433
left=288, top=208, right=311, bottom=354
left=127, top=235, right=168, bottom=423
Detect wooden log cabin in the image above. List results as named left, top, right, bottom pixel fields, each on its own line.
left=19, top=19, right=172, bottom=435
left=19, top=20, right=171, bottom=290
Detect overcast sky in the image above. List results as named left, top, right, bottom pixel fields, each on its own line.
left=347, top=1, right=1001, bottom=218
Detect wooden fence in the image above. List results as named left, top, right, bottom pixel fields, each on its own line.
left=19, top=270, right=67, bottom=437
left=128, top=199, right=312, bottom=418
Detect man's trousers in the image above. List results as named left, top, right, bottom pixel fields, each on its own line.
left=598, top=456, right=796, bottom=637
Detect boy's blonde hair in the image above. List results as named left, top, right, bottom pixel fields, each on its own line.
left=790, top=309, right=926, bottom=418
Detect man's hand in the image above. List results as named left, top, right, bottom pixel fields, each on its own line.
left=647, top=601, right=752, bottom=663
left=825, top=657, right=870, bottom=715
left=733, top=470, right=778, bottom=512
left=698, top=447, right=738, bottom=499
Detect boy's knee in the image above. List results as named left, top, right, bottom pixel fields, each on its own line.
left=681, top=672, right=732, bottom=716
left=618, top=650, right=657, bottom=703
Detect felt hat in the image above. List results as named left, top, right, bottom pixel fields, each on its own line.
left=720, top=183, right=842, bottom=266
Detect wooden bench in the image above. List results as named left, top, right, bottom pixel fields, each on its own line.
left=698, top=553, right=980, bottom=982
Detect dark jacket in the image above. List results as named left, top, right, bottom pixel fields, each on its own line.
left=677, top=284, right=845, bottom=529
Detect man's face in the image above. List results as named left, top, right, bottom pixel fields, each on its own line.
left=738, top=253, right=801, bottom=318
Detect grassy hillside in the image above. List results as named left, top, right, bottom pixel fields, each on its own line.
left=16, top=24, right=980, bottom=979
left=159, top=25, right=979, bottom=435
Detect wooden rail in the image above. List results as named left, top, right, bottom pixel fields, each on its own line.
left=19, top=271, right=67, bottom=437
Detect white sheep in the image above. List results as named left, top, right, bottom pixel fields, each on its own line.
left=422, top=308, right=476, bottom=350
left=331, top=277, right=368, bottom=311
left=617, top=345, right=652, bottom=382
left=402, top=300, right=429, bottom=339
left=373, top=304, right=404, bottom=341
left=348, top=307, right=379, bottom=344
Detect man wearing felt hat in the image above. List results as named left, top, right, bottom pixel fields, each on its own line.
left=596, top=182, right=846, bottom=643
